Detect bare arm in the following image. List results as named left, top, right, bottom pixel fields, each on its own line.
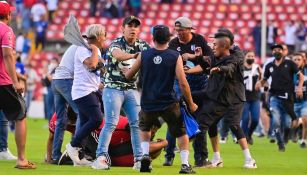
left=83, top=44, right=99, bottom=69
left=296, top=71, right=304, bottom=98
left=176, top=55, right=198, bottom=112
left=2, top=47, right=24, bottom=93
left=111, top=48, right=138, bottom=61
left=124, top=52, right=141, bottom=80
left=185, top=65, right=203, bottom=74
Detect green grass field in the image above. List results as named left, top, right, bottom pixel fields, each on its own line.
left=1, top=118, right=307, bottom=175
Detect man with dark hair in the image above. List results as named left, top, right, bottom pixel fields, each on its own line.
left=0, top=1, right=36, bottom=169
left=190, top=28, right=257, bottom=169
left=92, top=16, right=150, bottom=170
left=163, top=16, right=213, bottom=168
left=125, top=25, right=197, bottom=174
left=256, top=43, right=304, bottom=151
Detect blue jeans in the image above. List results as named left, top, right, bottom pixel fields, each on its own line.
left=0, top=111, right=8, bottom=152
left=96, top=88, right=142, bottom=161
left=51, top=79, right=79, bottom=160
left=269, top=96, right=292, bottom=145
left=241, top=100, right=260, bottom=137
left=25, top=90, right=34, bottom=111
left=46, top=86, right=55, bottom=121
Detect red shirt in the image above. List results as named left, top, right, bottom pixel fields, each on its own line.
left=0, top=22, right=15, bottom=85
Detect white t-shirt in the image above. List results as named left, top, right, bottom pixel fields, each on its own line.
left=53, top=45, right=78, bottom=79
left=71, top=46, right=101, bottom=100
left=46, top=0, right=58, bottom=11
left=284, top=25, right=297, bottom=45
left=31, top=3, right=47, bottom=22
left=16, top=35, right=24, bottom=53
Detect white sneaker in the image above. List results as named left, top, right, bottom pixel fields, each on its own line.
left=66, top=143, right=81, bottom=163
left=132, top=160, right=141, bottom=170
left=74, top=158, right=93, bottom=167
left=244, top=159, right=257, bottom=169
left=211, top=157, right=223, bottom=168
left=91, top=155, right=110, bottom=170
left=0, top=149, right=17, bottom=160
left=219, top=138, right=227, bottom=144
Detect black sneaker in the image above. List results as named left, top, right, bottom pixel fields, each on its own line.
left=58, top=150, right=73, bottom=165
left=179, top=164, right=196, bottom=174
left=163, top=157, right=174, bottom=166
left=300, top=142, right=306, bottom=148
left=278, top=144, right=285, bottom=152
left=140, top=154, right=151, bottom=172
left=247, top=136, right=254, bottom=145
left=194, top=159, right=212, bottom=168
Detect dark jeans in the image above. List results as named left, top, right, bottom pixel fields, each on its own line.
left=71, top=92, right=102, bottom=147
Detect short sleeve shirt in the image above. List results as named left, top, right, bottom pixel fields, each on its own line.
left=0, top=22, right=15, bottom=85
left=104, top=36, right=150, bottom=90
left=71, top=46, right=101, bottom=100
left=264, top=59, right=299, bottom=96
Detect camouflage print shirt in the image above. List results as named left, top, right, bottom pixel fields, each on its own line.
left=104, top=36, right=150, bottom=90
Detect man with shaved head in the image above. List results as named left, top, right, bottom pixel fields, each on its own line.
left=191, top=28, right=257, bottom=169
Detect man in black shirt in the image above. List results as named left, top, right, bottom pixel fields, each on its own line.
left=164, top=16, right=213, bottom=168
left=193, top=28, right=257, bottom=169
left=256, top=43, right=304, bottom=151
left=125, top=25, right=197, bottom=174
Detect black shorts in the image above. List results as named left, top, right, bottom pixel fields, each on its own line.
left=222, top=102, right=244, bottom=126
left=139, top=103, right=186, bottom=138
left=0, top=85, right=26, bottom=121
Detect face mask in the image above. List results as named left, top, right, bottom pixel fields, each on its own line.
left=273, top=52, right=283, bottom=60
left=246, top=59, right=254, bottom=65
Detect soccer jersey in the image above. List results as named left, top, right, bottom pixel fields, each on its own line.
left=0, top=22, right=15, bottom=85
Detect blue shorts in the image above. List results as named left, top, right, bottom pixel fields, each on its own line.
left=294, top=101, right=307, bottom=118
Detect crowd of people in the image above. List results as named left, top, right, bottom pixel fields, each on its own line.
left=0, top=0, right=307, bottom=174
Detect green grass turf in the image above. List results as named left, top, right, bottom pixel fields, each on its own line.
left=1, top=118, right=307, bottom=175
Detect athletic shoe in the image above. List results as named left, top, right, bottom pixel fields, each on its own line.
left=249, top=136, right=255, bottom=145
left=219, top=137, right=227, bottom=144
left=300, top=142, right=306, bottom=148
left=179, top=164, right=196, bottom=174
left=0, top=149, right=17, bottom=160
left=74, top=158, right=93, bottom=167
left=140, top=154, right=151, bottom=172
left=133, top=160, right=141, bottom=170
left=278, top=144, right=285, bottom=152
left=211, top=157, right=223, bottom=168
left=91, top=155, right=110, bottom=170
left=194, top=159, right=212, bottom=168
left=66, top=143, right=81, bottom=163
left=243, top=159, right=257, bottom=169
left=58, top=150, right=73, bottom=165
left=163, top=157, right=174, bottom=166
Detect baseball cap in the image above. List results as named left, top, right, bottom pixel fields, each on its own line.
left=0, top=1, right=16, bottom=16
left=175, top=17, right=194, bottom=29
left=270, top=43, right=283, bottom=50
left=151, top=25, right=171, bottom=43
left=122, top=15, right=141, bottom=26
left=211, top=28, right=234, bottom=45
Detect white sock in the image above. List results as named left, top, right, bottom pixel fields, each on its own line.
left=243, top=149, right=252, bottom=161
left=212, top=152, right=220, bottom=161
left=141, top=142, right=149, bottom=155
left=180, top=150, right=189, bottom=165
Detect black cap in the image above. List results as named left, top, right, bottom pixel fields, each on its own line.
left=211, top=28, right=234, bottom=45
left=270, top=43, right=283, bottom=50
left=151, top=25, right=171, bottom=44
left=122, top=16, right=141, bottom=26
